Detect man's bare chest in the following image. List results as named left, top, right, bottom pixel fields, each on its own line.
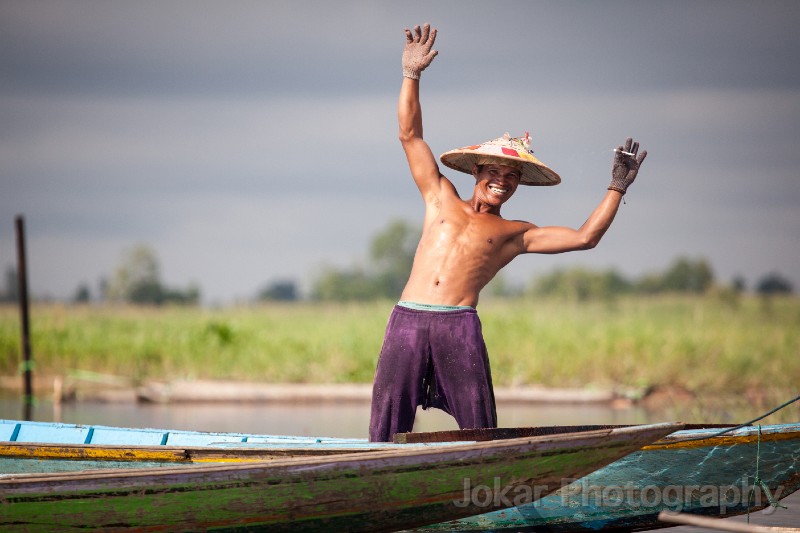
left=423, top=209, right=522, bottom=256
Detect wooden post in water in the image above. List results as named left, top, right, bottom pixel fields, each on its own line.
left=15, top=215, right=34, bottom=420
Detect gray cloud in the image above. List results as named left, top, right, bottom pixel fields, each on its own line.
left=1, top=0, right=799, bottom=301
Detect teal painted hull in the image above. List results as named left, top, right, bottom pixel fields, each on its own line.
left=0, top=456, right=182, bottom=473
left=417, top=423, right=800, bottom=532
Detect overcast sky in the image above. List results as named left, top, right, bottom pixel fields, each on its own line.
left=2, top=0, right=799, bottom=304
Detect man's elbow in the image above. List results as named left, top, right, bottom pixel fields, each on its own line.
left=578, top=234, right=601, bottom=250
left=398, top=126, right=419, bottom=145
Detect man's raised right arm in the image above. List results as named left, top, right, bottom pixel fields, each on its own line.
left=398, top=24, right=441, bottom=199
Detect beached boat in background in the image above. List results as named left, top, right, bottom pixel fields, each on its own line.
left=413, top=423, right=800, bottom=532
left=0, top=421, right=677, bottom=532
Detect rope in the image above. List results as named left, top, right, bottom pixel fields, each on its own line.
left=665, top=393, right=800, bottom=445
left=655, top=394, right=799, bottom=521
left=746, top=425, right=788, bottom=523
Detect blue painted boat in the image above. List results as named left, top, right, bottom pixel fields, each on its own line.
left=0, top=418, right=417, bottom=472
left=0, top=421, right=680, bottom=532
left=411, top=423, right=800, bottom=532
left=0, top=418, right=375, bottom=447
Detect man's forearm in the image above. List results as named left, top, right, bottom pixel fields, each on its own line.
left=398, top=23, right=437, bottom=144
left=576, top=190, right=623, bottom=249
left=398, top=77, right=423, bottom=142
left=522, top=189, right=625, bottom=254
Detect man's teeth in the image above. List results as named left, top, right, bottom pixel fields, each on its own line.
left=489, top=186, right=507, bottom=194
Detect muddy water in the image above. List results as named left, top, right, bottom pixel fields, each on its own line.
left=1, top=396, right=664, bottom=438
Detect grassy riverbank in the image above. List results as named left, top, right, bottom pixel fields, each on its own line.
left=1, top=296, right=798, bottom=397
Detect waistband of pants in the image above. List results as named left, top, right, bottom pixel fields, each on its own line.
left=397, top=300, right=475, bottom=312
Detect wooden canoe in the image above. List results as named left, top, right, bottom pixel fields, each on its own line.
left=414, top=423, right=800, bottom=532
left=0, top=422, right=678, bottom=532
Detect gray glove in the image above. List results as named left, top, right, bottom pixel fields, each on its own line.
left=402, top=23, right=438, bottom=80
left=609, top=137, right=647, bottom=194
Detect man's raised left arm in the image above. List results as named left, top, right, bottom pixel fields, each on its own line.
left=520, top=138, right=647, bottom=254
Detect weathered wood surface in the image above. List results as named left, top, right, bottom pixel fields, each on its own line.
left=0, top=441, right=376, bottom=471
left=415, top=423, right=800, bottom=532
left=0, top=423, right=679, bottom=532
left=135, top=380, right=618, bottom=404
left=659, top=510, right=800, bottom=532
left=394, top=423, right=737, bottom=444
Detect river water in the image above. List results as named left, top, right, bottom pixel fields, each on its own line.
left=1, top=396, right=798, bottom=530
left=1, top=395, right=673, bottom=438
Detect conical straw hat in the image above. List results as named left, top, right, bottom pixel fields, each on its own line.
left=440, top=132, right=560, bottom=186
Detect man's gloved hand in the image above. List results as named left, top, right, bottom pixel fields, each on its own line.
left=402, top=23, right=438, bottom=80
left=609, top=137, right=648, bottom=195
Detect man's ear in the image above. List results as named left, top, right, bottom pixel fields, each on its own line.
left=471, top=164, right=480, bottom=178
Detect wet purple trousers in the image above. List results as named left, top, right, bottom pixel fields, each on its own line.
left=368, top=305, right=498, bottom=442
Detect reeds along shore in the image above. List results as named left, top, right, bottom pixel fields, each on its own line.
left=0, top=295, right=798, bottom=405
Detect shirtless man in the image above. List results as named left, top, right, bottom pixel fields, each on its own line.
left=368, top=24, right=647, bottom=442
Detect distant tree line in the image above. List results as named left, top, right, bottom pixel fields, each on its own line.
left=528, top=262, right=796, bottom=301
left=310, top=220, right=418, bottom=302
left=256, top=219, right=420, bottom=303
left=103, top=244, right=200, bottom=305
left=0, top=220, right=795, bottom=305
left=49, top=244, right=200, bottom=306
left=255, top=219, right=795, bottom=303
left=529, top=257, right=716, bottom=301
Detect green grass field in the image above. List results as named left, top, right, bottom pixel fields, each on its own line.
left=1, top=295, right=798, bottom=401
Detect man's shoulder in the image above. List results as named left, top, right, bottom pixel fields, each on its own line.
left=438, top=174, right=460, bottom=195
left=507, top=218, right=537, bottom=228
left=483, top=217, right=537, bottom=245
left=422, top=174, right=461, bottom=205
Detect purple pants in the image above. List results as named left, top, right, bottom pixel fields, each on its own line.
left=368, top=305, right=497, bottom=442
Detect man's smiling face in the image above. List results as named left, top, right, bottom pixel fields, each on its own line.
left=472, top=163, right=522, bottom=208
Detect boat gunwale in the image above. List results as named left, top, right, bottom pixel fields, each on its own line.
left=0, top=423, right=681, bottom=485
left=646, top=423, right=800, bottom=450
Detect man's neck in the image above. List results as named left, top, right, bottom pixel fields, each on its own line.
left=469, top=197, right=502, bottom=216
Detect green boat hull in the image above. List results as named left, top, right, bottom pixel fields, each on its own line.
left=0, top=424, right=678, bottom=532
